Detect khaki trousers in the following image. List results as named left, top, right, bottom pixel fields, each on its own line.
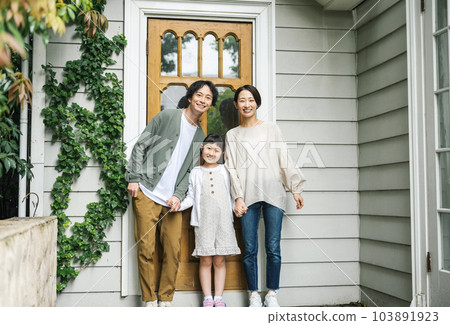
left=132, top=189, right=182, bottom=302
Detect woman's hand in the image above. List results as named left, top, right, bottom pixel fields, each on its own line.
left=234, top=198, right=248, bottom=217
left=293, top=193, right=304, bottom=210
left=167, top=196, right=181, bottom=212
left=128, top=182, right=139, bottom=198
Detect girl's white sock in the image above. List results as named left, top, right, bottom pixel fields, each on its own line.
left=204, top=296, right=213, bottom=301
left=213, top=296, right=223, bottom=301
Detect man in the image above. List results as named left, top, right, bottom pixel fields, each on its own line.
left=127, top=80, right=218, bottom=307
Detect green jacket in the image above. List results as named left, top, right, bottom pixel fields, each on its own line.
left=126, top=109, right=206, bottom=201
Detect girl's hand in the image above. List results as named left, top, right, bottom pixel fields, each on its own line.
left=234, top=198, right=247, bottom=217
left=167, top=196, right=181, bottom=212
left=128, top=182, right=139, bottom=198
left=293, top=193, right=304, bottom=210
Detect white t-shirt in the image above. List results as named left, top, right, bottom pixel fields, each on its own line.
left=140, top=113, right=197, bottom=206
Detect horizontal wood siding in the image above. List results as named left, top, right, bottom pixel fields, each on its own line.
left=43, top=0, right=125, bottom=305
left=276, top=0, right=359, bottom=306
left=355, top=0, right=411, bottom=306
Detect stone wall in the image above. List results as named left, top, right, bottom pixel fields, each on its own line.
left=0, top=216, right=57, bottom=306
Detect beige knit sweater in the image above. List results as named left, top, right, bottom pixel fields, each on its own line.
left=225, top=121, right=306, bottom=211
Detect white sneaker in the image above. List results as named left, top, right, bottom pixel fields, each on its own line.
left=249, top=292, right=262, bottom=307
left=264, top=291, right=280, bottom=307
left=158, top=300, right=175, bottom=307
left=144, top=300, right=158, bottom=307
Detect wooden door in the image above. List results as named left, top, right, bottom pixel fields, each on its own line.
left=147, top=18, right=252, bottom=291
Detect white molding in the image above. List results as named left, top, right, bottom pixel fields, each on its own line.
left=314, top=0, right=364, bottom=11
left=406, top=0, right=429, bottom=307
left=122, top=0, right=275, bottom=297
left=30, top=35, right=47, bottom=217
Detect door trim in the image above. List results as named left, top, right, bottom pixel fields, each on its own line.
left=406, top=0, right=430, bottom=306
left=122, top=0, right=275, bottom=297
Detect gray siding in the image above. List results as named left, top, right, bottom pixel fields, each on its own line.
left=276, top=0, right=359, bottom=306
left=44, top=0, right=125, bottom=306
left=355, top=0, right=411, bottom=307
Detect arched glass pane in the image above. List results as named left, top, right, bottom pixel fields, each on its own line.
left=161, top=32, right=178, bottom=76
left=223, top=35, right=239, bottom=78
left=202, top=34, right=218, bottom=78
left=161, top=85, right=187, bottom=111
left=182, top=33, right=198, bottom=77
left=207, top=87, right=238, bottom=135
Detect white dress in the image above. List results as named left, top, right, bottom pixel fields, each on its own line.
left=192, top=166, right=241, bottom=257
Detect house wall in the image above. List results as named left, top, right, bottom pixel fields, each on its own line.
left=355, top=0, right=411, bottom=306
left=275, top=0, right=360, bottom=306
left=44, top=0, right=362, bottom=306
left=41, top=1, right=134, bottom=307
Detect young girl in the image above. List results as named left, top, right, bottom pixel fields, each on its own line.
left=179, top=134, right=241, bottom=307
left=225, top=85, right=306, bottom=307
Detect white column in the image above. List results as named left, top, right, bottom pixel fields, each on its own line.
left=406, top=0, right=429, bottom=307
left=30, top=35, right=47, bottom=217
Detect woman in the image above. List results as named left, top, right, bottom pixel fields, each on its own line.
left=225, top=85, right=306, bottom=307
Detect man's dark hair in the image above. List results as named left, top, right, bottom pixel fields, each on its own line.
left=186, top=80, right=219, bottom=106
left=234, top=84, right=262, bottom=108
left=177, top=96, right=190, bottom=109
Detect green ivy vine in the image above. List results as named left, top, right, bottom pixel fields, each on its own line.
left=42, top=5, right=128, bottom=291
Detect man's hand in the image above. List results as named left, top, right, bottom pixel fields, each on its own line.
left=128, top=182, right=139, bottom=198
left=293, top=193, right=304, bottom=210
left=167, top=196, right=181, bottom=212
left=234, top=198, right=248, bottom=217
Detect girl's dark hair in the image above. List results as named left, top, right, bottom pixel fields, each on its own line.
left=186, top=80, right=219, bottom=106
left=202, top=133, right=225, bottom=152
left=233, top=84, right=262, bottom=108
left=200, top=133, right=225, bottom=164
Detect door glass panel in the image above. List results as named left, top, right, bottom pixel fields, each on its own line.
left=436, top=32, right=449, bottom=89
left=437, top=91, right=450, bottom=148
left=202, top=34, right=218, bottom=78
left=441, top=213, right=450, bottom=270
left=161, top=32, right=178, bottom=76
left=207, top=87, right=237, bottom=135
left=182, top=33, right=198, bottom=77
left=437, top=0, right=448, bottom=31
left=223, top=35, right=239, bottom=78
left=440, top=152, right=450, bottom=208
left=161, top=85, right=186, bottom=110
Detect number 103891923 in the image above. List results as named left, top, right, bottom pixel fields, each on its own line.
left=372, top=311, right=439, bottom=322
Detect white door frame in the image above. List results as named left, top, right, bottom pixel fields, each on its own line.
left=406, top=0, right=429, bottom=307
left=121, top=0, right=276, bottom=297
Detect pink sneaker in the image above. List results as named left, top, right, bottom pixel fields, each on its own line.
left=214, top=299, right=227, bottom=307
left=202, top=298, right=214, bottom=307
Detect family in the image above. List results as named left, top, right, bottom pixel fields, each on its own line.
left=126, top=80, right=306, bottom=307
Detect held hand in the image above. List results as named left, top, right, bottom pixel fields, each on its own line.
left=166, top=196, right=181, bottom=212
left=234, top=198, right=248, bottom=218
left=293, top=193, right=304, bottom=210
left=128, top=182, right=139, bottom=198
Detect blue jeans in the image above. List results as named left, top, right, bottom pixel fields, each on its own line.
left=240, top=201, right=283, bottom=292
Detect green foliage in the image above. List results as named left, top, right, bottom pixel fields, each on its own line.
left=0, top=65, right=33, bottom=209
left=0, top=115, right=33, bottom=180
left=207, top=88, right=238, bottom=135
left=42, top=21, right=128, bottom=291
